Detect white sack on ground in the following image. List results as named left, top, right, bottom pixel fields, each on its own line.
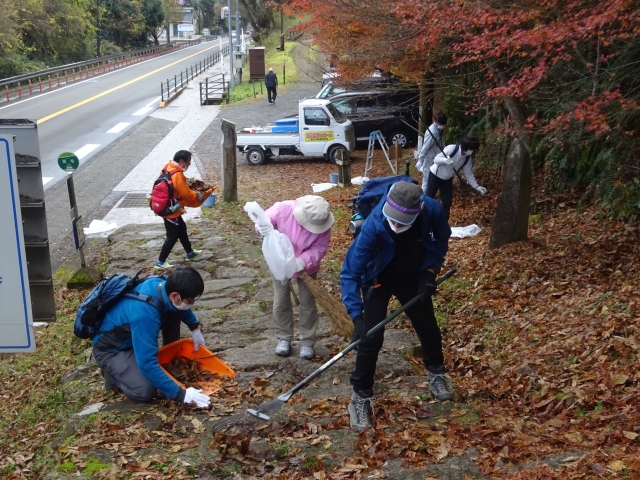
left=84, top=219, right=118, bottom=237
left=244, top=201, right=297, bottom=283
left=450, top=224, right=482, bottom=238
left=311, top=183, right=335, bottom=193
left=351, top=176, right=369, bottom=185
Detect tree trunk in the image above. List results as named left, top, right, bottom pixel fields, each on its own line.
left=418, top=73, right=434, bottom=145
left=489, top=137, right=532, bottom=249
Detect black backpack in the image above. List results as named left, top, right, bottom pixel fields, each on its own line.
left=74, top=271, right=165, bottom=339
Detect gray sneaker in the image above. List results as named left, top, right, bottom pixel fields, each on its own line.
left=427, top=372, right=453, bottom=401
left=347, top=390, right=373, bottom=432
left=275, top=339, right=291, bottom=356
left=299, top=345, right=314, bottom=360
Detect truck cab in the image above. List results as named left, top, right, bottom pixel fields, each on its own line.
left=236, top=98, right=355, bottom=165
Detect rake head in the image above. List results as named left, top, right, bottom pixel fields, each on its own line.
left=211, top=397, right=286, bottom=438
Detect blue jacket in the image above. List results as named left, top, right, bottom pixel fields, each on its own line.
left=340, top=194, right=451, bottom=320
left=92, top=277, right=200, bottom=401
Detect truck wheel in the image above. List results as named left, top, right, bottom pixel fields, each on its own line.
left=327, top=145, right=347, bottom=165
left=388, top=131, right=410, bottom=148
left=246, top=148, right=266, bottom=166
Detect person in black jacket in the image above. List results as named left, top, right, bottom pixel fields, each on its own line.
left=265, top=68, right=278, bottom=104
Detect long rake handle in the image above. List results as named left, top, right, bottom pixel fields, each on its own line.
left=275, top=268, right=457, bottom=403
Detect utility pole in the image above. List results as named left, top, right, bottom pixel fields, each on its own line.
left=228, top=0, right=234, bottom=90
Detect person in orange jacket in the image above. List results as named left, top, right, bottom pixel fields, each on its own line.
left=155, top=150, right=215, bottom=269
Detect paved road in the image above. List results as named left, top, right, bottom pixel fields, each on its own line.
left=0, top=40, right=230, bottom=191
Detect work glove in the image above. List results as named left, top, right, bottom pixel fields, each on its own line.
left=191, top=328, right=206, bottom=351
left=196, top=191, right=204, bottom=202
left=257, top=220, right=272, bottom=236
left=418, top=270, right=437, bottom=301
left=442, top=157, right=454, bottom=166
left=351, top=316, right=368, bottom=345
left=203, top=187, right=216, bottom=199
left=476, top=186, right=487, bottom=195
left=295, top=258, right=305, bottom=273
left=183, top=387, right=210, bottom=408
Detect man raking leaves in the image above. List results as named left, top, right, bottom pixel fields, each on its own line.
left=341, top=180, right=453, bottom=431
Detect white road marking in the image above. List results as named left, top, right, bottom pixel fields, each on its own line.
left=75, top=144, right=100, bottom=159
left=42, top=177, right=53, bottom=185
left=146, top=97, right=161, bottom=107
left=133, top=107, right=153, bottom=116
left=106, top=122, right=131, bottom=133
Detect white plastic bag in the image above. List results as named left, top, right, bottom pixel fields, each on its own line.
left=244, top=202, right=297, bottom=283
left=450, top=224, right=482, bottom=238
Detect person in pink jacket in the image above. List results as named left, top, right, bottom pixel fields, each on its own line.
left=257, top=196, right=334, bottom=360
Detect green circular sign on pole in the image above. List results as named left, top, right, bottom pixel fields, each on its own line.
left=58, top=152, right=79, bottom=172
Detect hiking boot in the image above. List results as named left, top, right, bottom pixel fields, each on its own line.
left=427, top=371, right=453, bottom=401
left=348, top=390, right=373, bottom=432
left=154, top=260, right=173, bottom=270
left=275, top=339, right=290, bottom=356
left=299, top=345, right=315, bottom=360
left=102, top=369, right=115, bottom=392
left=185, top=249, right=201, bottom=261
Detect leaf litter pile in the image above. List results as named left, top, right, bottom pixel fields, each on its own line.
left=0, top=151, right=638, bottom=479
left=186, top=178, right=215, bottom=194
left=161, top=357, right=222, bottom=394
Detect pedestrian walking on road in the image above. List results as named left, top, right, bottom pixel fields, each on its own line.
left=426, top=136, right=486, bottom=221
left=154, top=150, right=214, bottom=269
left=265, top=67, right=278, bottom=104
left=340, top=181, right=452, bottom=432
left=92, top=266, right=211, bottom=408
left=256, top=196, right=334, bottom=360
left=416, top=112, right=447, bottom=194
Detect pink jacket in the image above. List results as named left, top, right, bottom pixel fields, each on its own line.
left=263, top=200, right=331, bottom=277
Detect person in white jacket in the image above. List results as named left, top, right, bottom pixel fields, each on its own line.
left=426, top=136, right=486, bottom=220
left=416, top=112, right=447, bottom=193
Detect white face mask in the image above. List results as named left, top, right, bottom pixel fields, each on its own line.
left=465, top=150, right=473, bottom=156
left=437, top=125, right=444, bottom=130
left=172, top=295, right=192, bottom=311
left=387, top=219, right=411, bottom=234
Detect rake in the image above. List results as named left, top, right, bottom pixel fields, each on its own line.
left=211, top=268, right=457, bottom=439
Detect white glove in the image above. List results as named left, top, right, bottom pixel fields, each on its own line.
left=257, top=221, right=272, bottom=236
left=416, top=158, right=424, bottom=172
left=442, top=156, right=454, bottom=165
left=295, top=258, right=305, bottom=273
left=183, top=387, right=210, bottom=408
left=476, top=186, right=487, bottom=195
left=191, top=329, right=206, bottom=351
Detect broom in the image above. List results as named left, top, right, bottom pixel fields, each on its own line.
left=297, top=272, right=353, bottom=341
left=211, top=269, right=457, bottom=440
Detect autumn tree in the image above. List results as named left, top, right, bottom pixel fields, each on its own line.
left=287, top=0, right=640, bottom=233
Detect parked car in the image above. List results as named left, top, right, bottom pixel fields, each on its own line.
left=317, top=71, right=397, bottom=99
left=329, top=90, right=419, bottom=148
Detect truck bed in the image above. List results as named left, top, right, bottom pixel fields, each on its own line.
left=236, top=131, right=300, bottom=147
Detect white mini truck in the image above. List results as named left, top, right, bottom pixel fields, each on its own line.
left=236, top=98, right=356, bottom=165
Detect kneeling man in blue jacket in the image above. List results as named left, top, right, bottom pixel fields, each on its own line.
left=92, top=266, right=210, bottom=408
left=340, top=181, right=452, bottom=431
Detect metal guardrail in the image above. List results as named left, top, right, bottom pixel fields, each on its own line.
left=200, top=73, right=229, bottom=105
left=161, top=45, right=230, bottom=104
left=0, top=40, right=203, bottom=103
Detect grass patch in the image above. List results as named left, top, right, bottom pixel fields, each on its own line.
left=84, top=458, right=110, bottom=474
left=57, top=461, right=75, bottom=473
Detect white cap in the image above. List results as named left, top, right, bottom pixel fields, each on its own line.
left=293, top=196, right=334, bottom=234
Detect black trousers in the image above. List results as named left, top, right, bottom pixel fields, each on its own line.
left=350, top=280, right=445, bottom=395
left=426, top=172, right=453, bottom=220
left=158, top=216, right=192, bottom=262
left=267, top=86, right=277, bottom=103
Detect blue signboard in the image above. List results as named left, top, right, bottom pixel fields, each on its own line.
left=0, top=135, right=36, bottom=352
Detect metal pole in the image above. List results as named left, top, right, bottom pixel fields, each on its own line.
left=228, top=0, right=234, bottom=90
left=67, top=174, right=86, bottom=268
